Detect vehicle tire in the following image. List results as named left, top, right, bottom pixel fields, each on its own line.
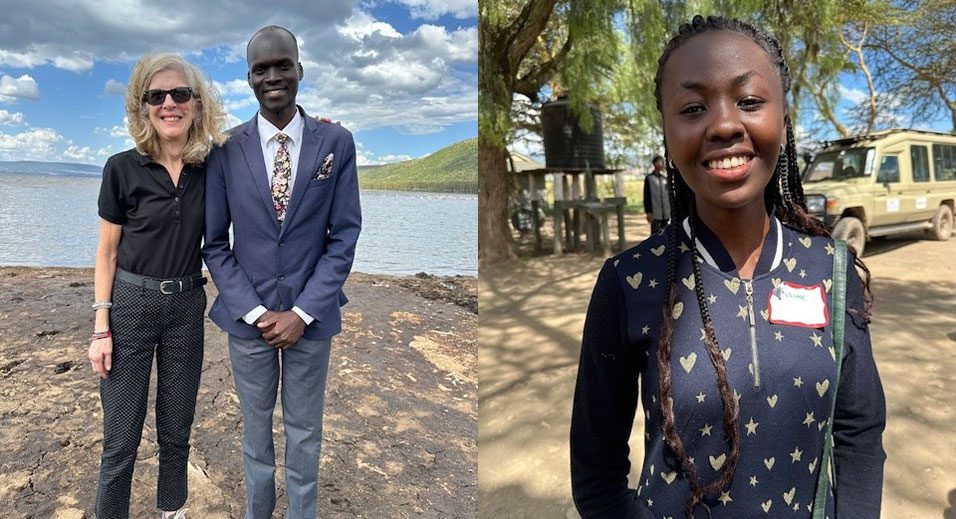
left=930, top=204, right=954, bottom=241
left=832, top=216, right=867, bottom=256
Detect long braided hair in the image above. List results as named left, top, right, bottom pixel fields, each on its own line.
left=651, top=15, right=873, bottom=518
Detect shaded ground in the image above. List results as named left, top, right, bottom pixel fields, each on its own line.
left=479, top=215, right=956, bottom=518
left=0, top=268, right=476, bottom=518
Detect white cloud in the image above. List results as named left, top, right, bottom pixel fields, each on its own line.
left=63, top=145, right=95, bottom=163
left=104, top=79, right=125, bottom=95
left=0, top=109, right=24, bottom=126
left=393, top=0, right=477, bottom=19
left=110, top=124, right=128, bottom=139
left=0, top=127, right=64, bottom=161
left=0, top=74, right=40, bottom=102
left=838, top=85, right=868, bottom=105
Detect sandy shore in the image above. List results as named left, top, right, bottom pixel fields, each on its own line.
left=479, top=214, right=956, bottom=518
left=0, top=268, right=476, bottom=518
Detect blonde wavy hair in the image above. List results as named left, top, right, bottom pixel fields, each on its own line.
left=125, top=53, right=228, bottom=165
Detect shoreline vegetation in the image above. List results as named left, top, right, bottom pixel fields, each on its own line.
left=0, top=266, right=476, bottom=517
left=0, top=138, right=479, bottom=195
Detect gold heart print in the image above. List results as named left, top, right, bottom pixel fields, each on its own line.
left=681, top=274, right=695, bottom=291
left=784, top=258, right=797, bottom=272
left=816, top=379, right=830, bottom=397
left=763, top=457, right=775, bottom=470
left=679, top=352, right=697, bottom=373
left=767, top=394, right=778, bottom=408
left=784, top=487, right=796, bottom=505
left=761, top=500, right=772, bottom=513
left=709, top=453, right=726, bottom=471
left=721, top=348, right=731, bottom=361
left=771, top=277, right=782, bottom=288
left=626, top=272, right=642, bottom=289
left=808, top=457, right=818, bottom=474
left=724, top=278, right=740, bottom=294
left=651, top=245, right=666, bottom=256
left=823, top=279, right=832, bottom=292
left=660, top=471, right=677, bottom=484
left=799, top=236, right=813, bottom=248
left=672, top=301, right=684, bottom=319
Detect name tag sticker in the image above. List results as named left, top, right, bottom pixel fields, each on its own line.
left=767, top=282, right=829, bottom=328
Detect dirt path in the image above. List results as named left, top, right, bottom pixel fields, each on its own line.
left=0, top=268, right=476, bottom=518
left=479, top=215, right=956, bottom=518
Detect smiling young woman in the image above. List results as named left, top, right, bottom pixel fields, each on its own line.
left=570, top=16, right=886, bottom=519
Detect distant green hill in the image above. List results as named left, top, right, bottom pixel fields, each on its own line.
left=358, top=138, right=477, bottom=193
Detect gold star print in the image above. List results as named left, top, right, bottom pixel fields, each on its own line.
left=707, top=293, right=717, bottom=304
left=803, top=412, right=816, bottom=427
left=688, top=457, right=694, bottom=465
left=648, top=278, right=658, bottom=288
left=745, top=417, right=759, bottom=435
left=750, top=475, right=758, bottom=486
left=699, top=328, right=707, bottom=341
left=794, top=376, right=804, bottom=387
left=700, top=423, right=713, bottom=437
left=718, top=491, right=732, bottom=505
left=641, top=325, right=650, bottom=335
left=696, top=392, right=706, bottom=403
left=633, top=252, right=641, bottom=259
left=737, top=305, right=749, bottom=320
left=679, top=242, right=689, bottom=253
left=810, top=333, right=823, bottom=347
left=793, top=503, right=800, bottom=511
left=799, top=269, right=807, bottom=278
left=791, top=447, right=803, bottom=463
left=825, top=243, right=834, bottom=255
left=774, top=331, right=784, bottom=342
left=647, top=499, right=653, bottom=507
left=734, top=389, right=741, bottom=404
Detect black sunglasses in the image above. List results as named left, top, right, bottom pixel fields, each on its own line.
left=141, top=87, right=195, bottom=106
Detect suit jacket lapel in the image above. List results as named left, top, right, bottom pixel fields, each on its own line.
left=238, top=117, right=281, bottom=232
left=280, top=114, right=325, bottom=235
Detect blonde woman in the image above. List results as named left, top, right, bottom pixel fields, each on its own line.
left=88, top=53, right=227, bottom=519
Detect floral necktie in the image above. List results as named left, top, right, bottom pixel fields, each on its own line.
left=271, top=132, right=292, bottom=223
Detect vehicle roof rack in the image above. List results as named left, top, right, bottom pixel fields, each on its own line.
left=820, top=128, right=955, bottom=149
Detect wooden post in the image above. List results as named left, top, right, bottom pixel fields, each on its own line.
left=552, top=174, right=564, bottom=254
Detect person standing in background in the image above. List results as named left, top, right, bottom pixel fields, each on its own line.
left=643, top=155, right=671, bottom=234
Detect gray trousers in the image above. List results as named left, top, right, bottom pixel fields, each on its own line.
left=228, top=334, right=332, bottom=519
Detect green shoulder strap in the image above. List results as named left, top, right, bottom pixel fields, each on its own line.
left=813, top=239, right=847, bottom=518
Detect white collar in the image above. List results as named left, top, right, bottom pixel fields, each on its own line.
left=682, top=216, right=783, bottom=271
left=257, top=110, right=303, bottom=144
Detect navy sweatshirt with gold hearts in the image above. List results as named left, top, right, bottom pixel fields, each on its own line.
left=571, top=216, right=886, bottom=518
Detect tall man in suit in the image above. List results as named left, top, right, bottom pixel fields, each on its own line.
left=203, top=25, right=361, bottom=518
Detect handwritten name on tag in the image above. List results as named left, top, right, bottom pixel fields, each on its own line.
left=767, top=282, right=829, bottom=328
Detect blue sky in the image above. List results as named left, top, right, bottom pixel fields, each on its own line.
left=0, top=0, right=477, bottom=166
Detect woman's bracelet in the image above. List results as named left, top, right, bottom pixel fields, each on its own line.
left=90, top=330, right=112, bottom=341
left=92, top=301, right=113, bottom=311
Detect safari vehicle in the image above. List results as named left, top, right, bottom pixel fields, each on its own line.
left=802, top=129, right=956, bottom=255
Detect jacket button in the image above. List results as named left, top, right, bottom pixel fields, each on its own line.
left=278, top=240, right=285, bottom=246
left=278, top=274, right=285, bottom=281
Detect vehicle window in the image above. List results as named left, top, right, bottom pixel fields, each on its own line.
left=802, top=148, right=870, bottom=183
left=933, top=144, right=956, bottom=180
left=911, top=145, right=930, bottom=182
left=877, top=156, right=900, bottom=183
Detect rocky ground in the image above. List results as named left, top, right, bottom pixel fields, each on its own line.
left=480, top=214, right=956, bottom=519
left=0, top=268, right=476, bottom=518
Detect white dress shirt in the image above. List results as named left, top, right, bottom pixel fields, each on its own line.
left=241, top=110, right=314, bottom=327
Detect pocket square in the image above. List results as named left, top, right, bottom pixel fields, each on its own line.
left=313, top=153, right=334, bottom=180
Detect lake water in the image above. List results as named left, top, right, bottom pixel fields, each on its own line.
left=0, top=173, right=476, bottom=276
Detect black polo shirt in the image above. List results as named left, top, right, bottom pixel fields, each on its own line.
left=97, top=148, right=205, bottom=279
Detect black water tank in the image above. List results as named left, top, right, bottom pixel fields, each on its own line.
left=541, top=98, right=605, bottom=169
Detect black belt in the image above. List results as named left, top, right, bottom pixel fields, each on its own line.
left=115, top=268, right=207, bottom=294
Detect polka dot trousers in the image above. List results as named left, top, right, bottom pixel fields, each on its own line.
left=94, top=278, right=206, bottom=519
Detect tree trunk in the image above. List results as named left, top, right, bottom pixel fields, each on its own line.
left=478, top=135, right=515, bottom=264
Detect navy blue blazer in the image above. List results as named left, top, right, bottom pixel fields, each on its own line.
left=203, top=107, right=361, bottom=340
